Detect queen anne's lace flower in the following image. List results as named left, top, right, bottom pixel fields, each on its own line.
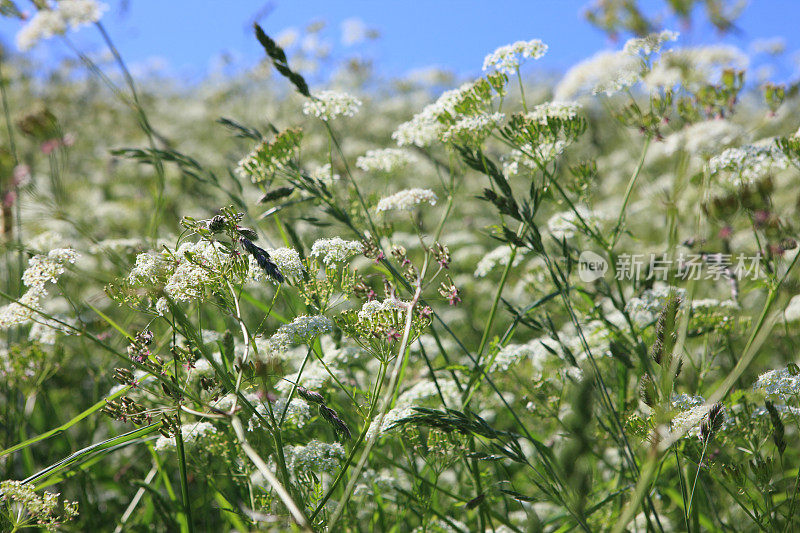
left=283, top=440, right=345, bottom=477
left=392, top=81, right=486, bottom=147
left=16, top=0, right=107, bottom=51
left=482, top=39, right=548, bottom=74
left=375, top=188, right=437, bottom=212
left=310, top=237, right=363, bottom=265
left=440, top=112, right=505, bottom=144
left=302, top=90, right=362, bottom=120
left=525, top=101, right=582, bottom=125
left=267, top=247, right=305, bottom=279
left=154, top=422, right=217, bottom=451
left=707, top=142, right=788, bottom=187
left=0, top=248, right=79, bottom=329
left=623, top=30, right=679, bottom=57
left=268, top=315, right=333, bottom=352
left=356, top=148, right=416, bottom=173
left=754, top=367, right=800, bottom=401
left=474, top=245, right=527, bottom=278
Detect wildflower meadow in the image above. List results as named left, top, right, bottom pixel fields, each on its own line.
left=2, top=1, right=800, bottom=531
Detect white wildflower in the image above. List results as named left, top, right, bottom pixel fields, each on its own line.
left=623, top=30, right=679, bottom=57
left=707, top=142, right=788, bottom=187
left=21, top=248, right=79, bottom=291
left=754, top=367, right=800, bottom=401
left=554, top=50, right=641, bottom=100
left=302, top=90, right=362, bottom=121
left=375, top=188, right=437, bottom=212
left=309, top=237, right=363, bottom=265
left=547, top=207, right=596, bottom=240
left=268, top=315, right=332, bottom=352
left=283, top=440, right=345, bottom=477
left=525, top=101, right=582, bottom=125
left=309, top=163, right=340, bottom=185
left=392, top=81, right=486, bottom=147
left=440, top=112, right=504, bottom=144
left=267, top=247, right=305, bottom=279
left=154, top=422, right=217, bottom=451
left=341, top=17, right=368, bottom=46
left=474, top=245, right=527, bottom=278
left=482, top=39, right=548, bottom=75
left=356, top=148, right=416, bottom=173
left=661, top=119, right=748, bottom=157
left=16, top=0, right=107, bottom=51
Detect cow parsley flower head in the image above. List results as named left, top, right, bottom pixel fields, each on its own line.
left=376, top=188, right=437, bottom=213
left=268, top=315, right=333, bottom=352
left=547, top=206, right=595, bottom=240
left=555, top=50, right=642, bottom=100
left=154, top=422, right=217, bottom=451
left=440, top=112, right=505, bottom=144
left=623, top=30, right=679, bottom=57
left=21, top=248, right=79, bottom=291
left=283, top=440, right=345, bottom=477
left=302, top=90, right=362, bottom=120
left=310, top=237, right=363, bottom=265
left=525, top=101, right=582, bottom=125
left=754, top=367, right=800, bottom=401
left=356, top=148, right=416, bottom=173
left=309, top=163, right=340, bottom=185
left=706, top=142, right=788, bottom=187
left=16, top=0, right=107, bottom=51
left=1, top=247, right=79, bottom=329
left=482, top=39, right=548, bottom=75
left=661, top=119, right=748, bottom=157
left=474, top=245, right=527, bottom=278
left=392, top=81, right=487, bottom=147
left=264, top=247, right=304, bottom=280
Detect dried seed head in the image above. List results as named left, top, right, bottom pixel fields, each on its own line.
left=259, top=186, right=295, bottom=203
left=207, top=214, right=226, bottom=233
left=701, top=402, right=725, bottom=443
left=297, top=386, right=326, bottom=405
left=319, top=405, right=351, bottom=440
left=236, top=226, right=259, bottom=241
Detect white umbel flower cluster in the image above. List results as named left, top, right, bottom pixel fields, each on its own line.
left=554, top=50, right=641, bottom=100
left=309, top=237, right=363, bottom=265
left=266, top=247, right=305, bottom=280
left=707, top=142, right=788, bottom=187
left=474, top=245, right=527, bottom=278
left=357, top=298, right=406, bottom=322
left=754, top=367, right=800, bottom=401
left=302, top=90, right=362, bottom=121
left=375, top=188, right=438, bottom=213
left=440, top=112, right=505, bottom=144
left=392, top=82, right=483, bottom=147
left=547, top=206, right=596, bottom=240
left=309, top=163, right=340, bottom=185
left=0, top=248, right=79, bottom=329
left=482, top=39, right=548, bottom=75
left=660, top=119, right=748, bottom=157
left=283, top=440, right=345, bottom=477
left=268, top=315, right=333, bottom=352
left=623, top=30, right=679, bottom=57
left=525, top=101, right=582, bottom=125
left=16, top=0, right=108, bottom=51
left=356, top=148, right=416, bottom=173
left=154, top=421, right=217, bottom=451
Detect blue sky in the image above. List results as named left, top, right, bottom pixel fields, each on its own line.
left=2, top=0, right=799, bottom=83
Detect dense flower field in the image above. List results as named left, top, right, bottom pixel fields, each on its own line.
left=2, top=1, right=800, bottom=531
